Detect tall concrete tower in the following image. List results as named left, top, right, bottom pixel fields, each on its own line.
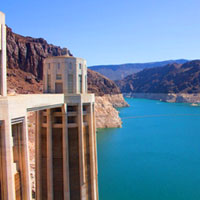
left=0, top=12, right=32, bottom=200
left=0, top=11, right=98, bottom=200
left=0, top=11, right=7, bottom=96
left=43, top=56, right=87, bottom=94
left=35, top=55, right=98, bottom=200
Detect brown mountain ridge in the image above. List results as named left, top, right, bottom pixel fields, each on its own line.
left=117, top=60, right=200, bottom=94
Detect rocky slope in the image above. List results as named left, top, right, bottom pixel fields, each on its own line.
left=89, top=59, right=188, bottom=80
left=7, top=26, right=71, bottom=94
left=95, top=95, right=122, bottom=128
left=117, top=60, right=200, bottom=103
left=95, top=94, right=128, bottom=128
left=87, top=69, right=128, bottom=128
left=87, top=69, right=121, bottom=96
left=7, top=26, right=71, bottom=79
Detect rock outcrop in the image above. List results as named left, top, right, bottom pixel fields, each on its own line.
left=89, top=71, right=129, bottom=128
left=95, top=94, right=128, bottom=128
left=87, top=69, right=128, bottom=128
left=87, top=69, right=121, bottom=96
left=102, top=94, right=128, bottom=108
left=95, top=96, right=122, bottom=128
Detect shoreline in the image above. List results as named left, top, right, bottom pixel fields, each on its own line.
left=123, top=93, right=200, bottom=104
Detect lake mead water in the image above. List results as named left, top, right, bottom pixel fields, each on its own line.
left=97, top=98, right=200, bottom=200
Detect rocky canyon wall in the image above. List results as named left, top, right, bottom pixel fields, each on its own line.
left=87, top=69, right=128, bottom=128
left=95, top=94, right=128, bottom=128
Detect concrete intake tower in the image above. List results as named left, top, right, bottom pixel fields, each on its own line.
left=0, top=11, right=98, bottom=200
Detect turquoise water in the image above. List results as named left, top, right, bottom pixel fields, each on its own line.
left=97, top=98, right=200, bottom=200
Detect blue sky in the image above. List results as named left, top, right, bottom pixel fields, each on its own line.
left=1, top=0, right=200, bottom=66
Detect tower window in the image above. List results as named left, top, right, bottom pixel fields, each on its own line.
left=48, top=63, right=50, bottom=69
left=56, top=74, right=62, bottom=80
left=79, top=63, right=82, bottom=69
left=55, top=83, right=63, bottom=93
left=85, top=75, right=87, bottom=92
left=79, top=75, right=82, bottom=93
left=47, top=74, right=51, bottom=92
left=68, top=74, right=73, bottom=93
left=58, top=63, right=60, bottom=69
left=69, top=62, right=72, bottom=70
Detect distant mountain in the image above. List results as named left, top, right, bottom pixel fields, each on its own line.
left=89, top=59, right=188, bottom=80
left=116, top=60, right=200, bottom=94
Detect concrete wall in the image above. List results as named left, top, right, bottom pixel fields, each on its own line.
left=0, top=12, right=5, bottom=25
left=0, top=11, right=7, bottom=96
